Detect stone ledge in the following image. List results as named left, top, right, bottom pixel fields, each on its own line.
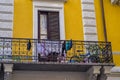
left=4, top=64, right=13, bottom=72
left=111, top=67, right=120, bottom=73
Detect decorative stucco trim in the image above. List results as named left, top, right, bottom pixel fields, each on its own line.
left=113, top=52, right=120, bottom=54
left=81, top=0, right=98, bottom=41
left=33, top=0, right=67, bottom=3
left=0, top=0, right=14, bottom=37
left=0, top=19, right=13, bottom=22
left=0, top=28, right=12, bottom=31
left=82, top=2, right=94, bottom=4
left=0, top=0, right=14, bottom=4
left=111, top=0, right=120, bottom=5
left=111, top=67, right=120, bottom=73
left=83, top=17, right=96, bottom=19
left=0, top=22, right=13, bottom=29
left=0, top=31, right=12, bottom=37
left=0, top=3, right=13, bottom=6
left=0, top=11, right=13, bottom=14
left=84, top=25, right=96, bottom=27
left=82, top=9, right=95, bottom=12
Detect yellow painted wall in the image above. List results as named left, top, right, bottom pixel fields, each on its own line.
left=13, top=0, right=120, bottom=65
left=13, top=0, right=33, bottom=58
left=13, top=0, right=84, bottom=59
left=64, top=0, right=84, bottom=40
left=13, top=0, right=83, bottom=40
left=103, top=0, right=120, bottom=52
left=95, top=0, right=120, bottom=66
left=113, top=54, right=120, bottom=66
left=13, top=0, right=33, bottom=38
left=94, top=0, right=105, bottom=41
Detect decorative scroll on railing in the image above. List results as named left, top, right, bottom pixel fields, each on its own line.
left=0, top=37, right=113, bottom=63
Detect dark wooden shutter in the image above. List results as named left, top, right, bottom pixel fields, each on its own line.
left=47, top=12, right=60, bottom=40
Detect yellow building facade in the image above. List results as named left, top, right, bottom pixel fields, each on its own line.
left=1, top=0, right=120, bottom=79
left=13, top=0, right=120, bottom=66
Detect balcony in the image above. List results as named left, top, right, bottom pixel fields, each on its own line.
left=0, top=37, right=114, bottom=72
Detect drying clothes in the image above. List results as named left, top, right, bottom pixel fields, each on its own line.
left=62, top=41, right=66, bottom=54
left=66, top=39, right=72, bottom=51
left=62, top=40, right=73, bottom=52
left=27, top=40, right=31, bottom=51
left=4, top=48, right=12, bottom=55
left=37, top=43, right=49, bottom=57
left=0, top=48, right=3, bottom=55
left=2, top=48, right=12, bottom=61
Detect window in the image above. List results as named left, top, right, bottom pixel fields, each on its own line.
left=38, top=11, right=60, bottom=40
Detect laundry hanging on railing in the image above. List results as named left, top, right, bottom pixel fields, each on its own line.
left=37, top=41, right=61, bottom=57
left=66, top=40, right=73, bottom=51
left=37, top=43, right=48, bottom=57
left=27, top=40, right=31, bottom=51
left=62, top=40, right=73, bottom=53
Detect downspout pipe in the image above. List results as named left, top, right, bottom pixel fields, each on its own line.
left=100, top=0, right=108, bottom=42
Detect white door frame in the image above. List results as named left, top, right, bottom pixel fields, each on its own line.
left=33, top=1, right=65, bottom=40
left=33, top=1, right=66, bottom=58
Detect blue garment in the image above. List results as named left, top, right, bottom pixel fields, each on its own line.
left=65, top=40, right=72, bottom=51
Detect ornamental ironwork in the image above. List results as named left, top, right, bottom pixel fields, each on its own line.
left=0, top=37, right=113, bottom=64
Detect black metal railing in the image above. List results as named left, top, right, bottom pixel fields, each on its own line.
left=0, top=37, right=113, bottom=63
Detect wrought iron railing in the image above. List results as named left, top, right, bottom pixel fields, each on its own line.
left=0, top=37, right=113, bottom=63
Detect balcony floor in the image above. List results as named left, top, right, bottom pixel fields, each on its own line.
left=0, top=61, right=114, bottom=72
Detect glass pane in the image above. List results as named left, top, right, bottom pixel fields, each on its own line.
left=40, top=14, right=47, bottom=35
left=41, top=36, right=47, bottom=39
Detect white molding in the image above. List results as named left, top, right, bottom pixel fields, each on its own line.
left=113, top=52, right=120, bottom=54
left=82, top=12, right=95, bottom=18
left=0, top=22, right=13, bottom=29
left=81, top=0, right=98, bottom=41
left=0, top=0, right=14, bottom=4
left=84, top=34, right=98, bottom=41
left=3, top=64, right=13, bottom=72
left=84, top=27, right=97, bottom=33
left=0, top=0, right=14, bottom=37
left=111, top=0, right=120, bottom=5
left=0, top=13, right=13, bottom=20
left=33, top=0, right=65, bottom=57
left=0, top=5, right=13, bottom=12
left=81, top=0, right=94, bottom=3
left=82, top=4, right=95, bottom=11
left=0, top=31, right=12, bottom=37
left=33, top=0, right=67, bottom=3
left=111, top=67, right=120, bottom=73
left=33, top=1, right=65, bottom=40
left=107, top=77, right=120, bottom=80
left=83, top=19, right=96, bottom=26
